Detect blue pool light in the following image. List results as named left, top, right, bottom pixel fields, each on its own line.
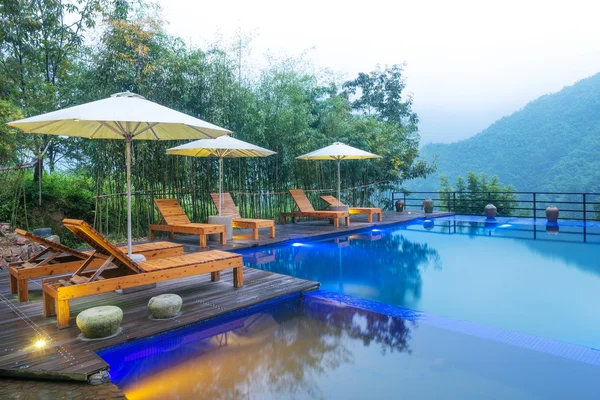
left=371, top=229, right=381, bottom=232
left=292, top=242, right=303, bottom=247
left=498, top=224, right=512, bottom=228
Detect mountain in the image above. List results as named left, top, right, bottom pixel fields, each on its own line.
left=409, top=73, right=600, bottom=193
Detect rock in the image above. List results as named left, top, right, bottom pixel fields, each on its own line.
left=148, top=294, right=182, bottom=319
left=0, top=258, right=8, bottom=270
left=423, top=198, right=434, bottom=214
left=46, top=235, right=60, bottom=244
left=485, top=204, right=497, bottom=219
left=88, top=370, right=111, bottom=385
left=76, top=306, right=123, bottom=339
left=15, top=236, right=28, bottom=246
left=546, top=206, right=559, bottom=222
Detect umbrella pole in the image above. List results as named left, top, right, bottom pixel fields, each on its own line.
left=126, top=136, right=133, bottom=256
left=337, top=158, right=341, bottom=206
left=219, top=156, right=223, bottom=216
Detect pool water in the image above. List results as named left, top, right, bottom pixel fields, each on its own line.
left=240, top=216, right=600, bottom=349
left=99, top=295, right=600, bottom=400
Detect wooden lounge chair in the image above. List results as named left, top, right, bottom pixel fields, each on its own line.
left=149, top=199, right=226, bottom=247
left=210, top=192, right=275, bottom=240
left=280, top=189, right=350, bottom=227
left=320, top=195, right=383, bottom=222
left=9, top=229, right=184, bottom=302
left=43, top=219, right=243, bottom=328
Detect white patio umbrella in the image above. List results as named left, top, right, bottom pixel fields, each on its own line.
left=296, top=142, right=380, bottom=206
left=7, top=92, right=230, bottom=255
left=166, top=135, right=276, bottom=215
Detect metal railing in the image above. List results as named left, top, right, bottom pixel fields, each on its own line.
left=391, top=191, right=600, bottom=221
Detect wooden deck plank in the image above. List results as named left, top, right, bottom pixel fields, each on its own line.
left=0, top=267, right=319, bottom=381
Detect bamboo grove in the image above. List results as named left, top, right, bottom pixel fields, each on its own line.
left=0, top=1, right=435, bottom=241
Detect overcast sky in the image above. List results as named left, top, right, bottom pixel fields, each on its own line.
left=158, top=0, right=600, bottom=144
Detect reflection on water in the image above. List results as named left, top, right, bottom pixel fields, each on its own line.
left=99, top=297, right=600, bottom=400
left=102, top=298, right=414, bottom=400
left=240, top=222, right=600, bottom=349
left=242, top=231, right=440, bottom=308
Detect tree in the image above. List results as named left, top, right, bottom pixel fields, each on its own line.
left=439, top=172, right=517, bottom=215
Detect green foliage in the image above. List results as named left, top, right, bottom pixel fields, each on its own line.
left=0, top=101, right=24, bottom=165
left=438, top=172, right=517, bottom=216
left=411, top=73, right=600, bottom=193
left=0, top=171, right=95, bottom=245
left=1, top=0, right=435, bottom=240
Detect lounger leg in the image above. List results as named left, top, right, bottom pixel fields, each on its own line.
left=200, top=235, right=207, bottom=248
left=169, top=231, right=175, bottom=239
left=17, top=278, right=29, bottom=302
left=368, top=214, right=373, bottom=223
left=269, top=225, right=276, bottom=239
left=56, top=299, right=70, bottom=329
left=233, top=266, right=244, bottom=288
left=252, top=229, right=259, bottom=241
left=43, top=291, right=56, bottom=317
left=211, top=271, right=221, bottom=282
left=220, top=232, right=226, bottom=245
left=149, top=228, right=155, bottom=240
left=378, top=212, right=382, bottom=222
left=334, top=218, right=339, bottom=228
left=292, top=217, right=297, bottom=224
left=9, top=273, right=17, bottom=294
left=280, top=215, right=286, bottom=225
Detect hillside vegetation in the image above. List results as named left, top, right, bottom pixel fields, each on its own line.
left=410, top=73, right=600, bottom=193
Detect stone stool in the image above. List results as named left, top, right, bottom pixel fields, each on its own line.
left=76, top=306, right=123, bottom=338
left=148, top=294, right=183, bottom=319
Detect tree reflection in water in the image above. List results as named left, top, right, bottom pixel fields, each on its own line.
left=105, top=298, right=414, bottom=400
left=242, top=231, right=440, bottom=306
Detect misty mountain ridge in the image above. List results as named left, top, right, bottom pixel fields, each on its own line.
left=409, top=73, right=600, bottom=193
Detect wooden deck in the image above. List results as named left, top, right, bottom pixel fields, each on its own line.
left=0, top=210, right=450, bottom=383
left=172, top=210, right=454, bottom=252
left=0, top=267, right=319, bottom=381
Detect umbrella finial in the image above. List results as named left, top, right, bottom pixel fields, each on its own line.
left=111, top=91, right=145, bottom=99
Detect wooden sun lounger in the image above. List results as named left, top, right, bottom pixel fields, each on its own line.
left=149, top=199, right=226, bottom=247
left=210, top=192, right=275, bottom=240
left=320, top=195, right=383, bottom=222
left=43, top=219, right=243, bottom=328
left=9, top=229, right=184, bottom=302
left=280, top=189, right=350, bottom=227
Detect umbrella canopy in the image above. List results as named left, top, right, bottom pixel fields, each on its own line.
left=166, top=136, right=276, bottom=216
left=7, top=92, right=231, bottom=255
left=296, top=142, right=380, bottom=205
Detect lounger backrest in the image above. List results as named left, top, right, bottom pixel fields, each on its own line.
left=14, top=228, right=89, bottom=259
left=320, top=195, right=346, bottom=207
left=154, top=199, right=191, bottom=226
left=62, top=219, right=144, bottom=274
left=210, top=192, right=241, bottom=219
left=289, top=189, right=315, bottom=212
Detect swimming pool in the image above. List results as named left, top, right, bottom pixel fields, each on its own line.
left=99, top=294, right=600, bottom=400
left=239, top=216, right=600, bottom=349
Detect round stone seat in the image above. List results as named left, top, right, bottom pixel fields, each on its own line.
left=76, top=306, right=123, bottom=339
left=148, top=294, right=183, bottom=319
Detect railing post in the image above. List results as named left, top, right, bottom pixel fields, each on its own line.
left=403, top=192, right=407, bottom=209
left=583, top=193, right=587, bottom=222
left=448, top=192, right=451, bottom=212
left=533, top=192, right=537, bottom=219
left=453, top=192, right=456, bottom=213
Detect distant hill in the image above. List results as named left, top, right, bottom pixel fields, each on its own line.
left=409, top=73, right=600, bottom=193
